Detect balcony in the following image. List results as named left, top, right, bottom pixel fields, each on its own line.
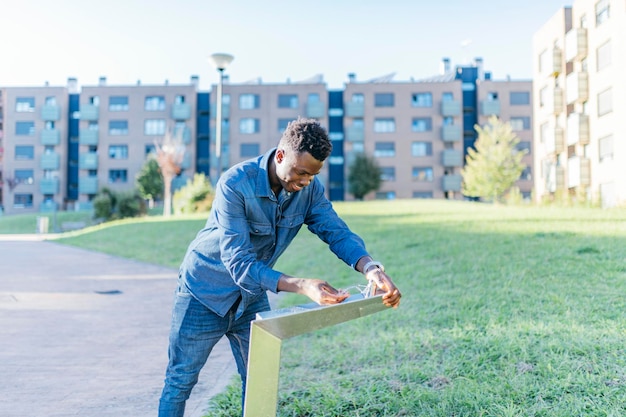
left=40, top=153, right=60, bottom=170
left=39, top=178, right=60, bottom=195
left=442, top=149, right=463, bottom=167
left=210, top=103, right=230, bottom=119
left=441, top=125, right=462, bottom=142
left=306, top=101, right=326, bottom=119
left=172, top=103, right=191, bottom=120
left=41, top=104, right=61, bottom=121
left=40, top=200, right=58, bottom=213
left=544, top=126, right=565, bottom=154
left=565, top=28, right=587, bottom=62
left=80, top=104, right=99, bottom=120
left=174, top=126, right=192, bottom=144
left=79, top=129, right=99, bottom=145
left=567, top=113, right=590, bottom=146
left=79, top=176, right=99, bottom=195
left=79, top=152, right=98, bottom=170
left=545, top=87, right=564, bottom=115
left=345, top=125, right=364, bottom=142
left=566, top=72, right=589, bottom=104
left=441, top=100, right=461, bottom=117
left=344, top=101, right=364, bottom=118
left=556, top=166, right=566, bottom=190
left=568, top=156, right=591, bottom=188
left=442, top=174, right=462, bottom=192
left=40, top=129, right=61, bottom=145
left=551, top=47, right=563, bottom=76
left=480, top=99, right=501, bottom=116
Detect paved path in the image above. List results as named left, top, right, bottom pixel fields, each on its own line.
left=0, top=236, right=237, bottom=417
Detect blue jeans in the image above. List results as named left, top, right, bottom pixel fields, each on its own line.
left=158, top=284, right=269, bottom=417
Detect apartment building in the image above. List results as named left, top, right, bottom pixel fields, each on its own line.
left=0, top=58, right=534, bottom=214
left=533, top=0, right=625, bottom=207
left=0, top=78, right=198, bottom=215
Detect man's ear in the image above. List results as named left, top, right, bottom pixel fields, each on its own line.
left=275, top=149, right=284, bottom=163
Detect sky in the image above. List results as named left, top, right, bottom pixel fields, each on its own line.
left=1, top=0, right=571, bottom=91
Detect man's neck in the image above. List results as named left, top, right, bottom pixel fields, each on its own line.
left=267, top=154, right=282, bottom=197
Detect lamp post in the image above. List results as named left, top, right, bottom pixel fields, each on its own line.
left=208, top=53, right=234, bottom=183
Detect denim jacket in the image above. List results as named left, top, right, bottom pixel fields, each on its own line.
left=180, top=148, right=369, bottom=318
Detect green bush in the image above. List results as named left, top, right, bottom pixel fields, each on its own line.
left=173, top=174, right=214, bottom=215
left=93, top=187, right=146, bottom=221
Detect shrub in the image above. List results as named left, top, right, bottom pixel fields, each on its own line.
left=93, top=187, right=146, bottom=221
left=173, top=174, right=214, bottom=215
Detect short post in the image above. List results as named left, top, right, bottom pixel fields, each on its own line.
left=243, top=294, right=390, bottom=416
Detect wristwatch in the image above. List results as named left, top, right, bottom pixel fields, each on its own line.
left=363, top=260, right=384, bottom=274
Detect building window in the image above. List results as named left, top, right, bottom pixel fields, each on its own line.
left=278, top=94, right=298, bottom=108
left=510, top=92, right=530, bottom=105
left=374, top=142, right=395, bottom=157
left=540, top=122, right=549, bottom=143
left=108, top=169, right=128, bottom=183
left=539, top=87, right=548, bottom=108
left=599, top=135, right=613, bottom=162
left=411, top=93, right=432, bottom=107
left=595, top=0, right=610, bottom=26
left=517, top=141, right=531, bottom=153
left=442, top=92, right=454, bottom=102
left=13, top=193, right=33, bottom=208
left=109, top=145, right=128, bottom=159
left=510, top=117, right=531, bottom=131
left=15, top=97, right=35, bottom=112
left=412, top=117, right=432, bottom=132
left=109, top=96, right=129, bottom=111
left=538, top=49, right=548, bottom=73
left=374, top=93, right=394, bottom=107
left=412, top=167, right=434, bottom=181
left=175, top=95, right=185, bottom=104
left=145, top=144, right=156, bottom=156
left=380, top=167, right=395, bottom=181
left=597, top=88, right=612, bottom=116
left=240, top=143, right=260, bottom=158
left=278, top=119, right=291, bottom=133
left=16, top=121, right=35, bottom=136
left=239, top=94, right=260, bottom=110
left=373, top=118, right=396, bottom=133
left=45, top=96, right=57, bottom=105
left=145, top=96, right=166, bottom=111
left=462, top=82, right=476, bottom=91
left=375, top=191, right=396, bottom=200
left=520, top=167, right=532, bottom=181
left=15, top=169, right=34, bottom=185
left=351, top=93, right=364, bottom=103
left=412, top=142, right=433, bottom=157
left=308, top=93, right=320, bottom=102
left=413, top=191, right=433, bottom=199
left=597, top=41, right=611, bottom=71
left=144, top=119, right=166, bottom=135
left=15, top=145, right=34, bottom=160
left=109, top=120, right=129, bottom=135
left=240, top=118, right=260, bottom=134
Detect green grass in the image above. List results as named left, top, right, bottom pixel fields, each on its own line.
left=0, top=211, right=97, bottom=234
left=46, top=200, right=626, bottom=416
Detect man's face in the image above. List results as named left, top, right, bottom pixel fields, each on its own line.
left=274, top=148, right=323, bottom=193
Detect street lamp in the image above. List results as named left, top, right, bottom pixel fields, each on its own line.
left=208, top=52, right=234, bottom=183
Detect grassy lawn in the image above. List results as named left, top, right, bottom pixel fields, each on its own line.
left=48, top=200, right=626, bottom=416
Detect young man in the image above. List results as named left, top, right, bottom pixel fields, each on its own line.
left=158, top=118, right=401, bottom=416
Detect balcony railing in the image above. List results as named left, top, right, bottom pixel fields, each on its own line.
left=567, top=156, right=590, bottom=188
left=441, top=100, right=461, bottom=117
left=345, top=126, right=364, bottom=142
left=39, top=178, right=60, bottom=195
left=306, top=101, right=326, bottom=119
left=80, top=104, right=99, bottom=120
left=480, top=99, right=501, bottom=116
left=567, top=113, right=590, bottom=146
left=344, top=102, right=364, bottom=118
left=41, top=104, right=61, bottom=121
left=551, top=47, right=563, bottom=76
left=40, top=153, right=60, bottom=170
left=79, top=129, right=99, bottom=145
left=441, top=125, right=462, bottom=142
left=565, top=28, right=587, bottom=62
left=79, top=176, right=99, bottom=195
left=442, top=149, right=463, bottom=167
left=442, top=174, right=462, bottom=192
left=566, top=72, right=589, bottom=104
left=40, top=129, right=60, bottom=145
left=172, top=103, right=192, bottom=120
left=79, top=152, right=98, bottom=170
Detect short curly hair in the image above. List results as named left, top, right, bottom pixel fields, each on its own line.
left=279, top=118, right=333, bottom=161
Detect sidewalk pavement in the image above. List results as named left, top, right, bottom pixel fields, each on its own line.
left=0, top=235, right=238, bottom=417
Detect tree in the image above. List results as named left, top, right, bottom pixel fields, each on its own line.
left=136, top=157, right=164, bottom=208
left=348, top=153, right=382, bottom=200
left=155, top=131, right=185, bottom=217
left=461, top=116, right=527, bottom=203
